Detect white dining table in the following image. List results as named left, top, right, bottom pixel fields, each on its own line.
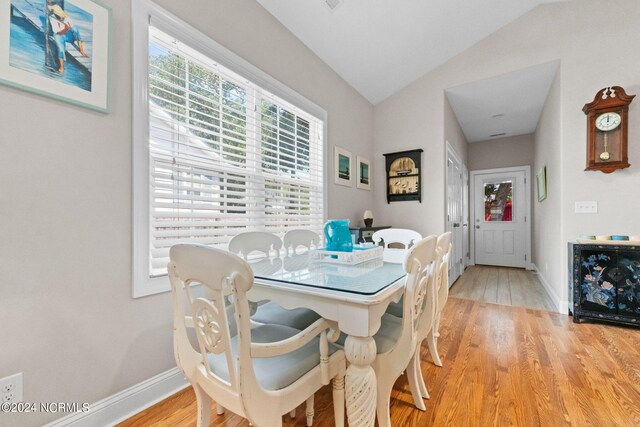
left=246, top=254, right=407, bottom=427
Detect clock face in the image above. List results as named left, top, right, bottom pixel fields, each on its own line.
left=595, top=112, right=622, bottom=131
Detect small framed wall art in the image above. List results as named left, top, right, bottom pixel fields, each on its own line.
left=0, top=0, right=112, bottom=112
left=536, top=166, right=547, bottom=202
left=383, top=149, right=423, bottom=203
left=334, top=146, right=352, bottom=187
left=356, top=156, right=371, bottom=190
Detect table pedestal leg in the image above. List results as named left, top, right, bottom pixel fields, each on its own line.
left=344, top=335, right=377, bottom=427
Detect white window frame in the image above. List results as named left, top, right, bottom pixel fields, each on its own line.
left=132, top=0, right=328, bottom=298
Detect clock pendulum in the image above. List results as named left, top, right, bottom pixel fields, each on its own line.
left=600, top=132, right=610, bottom=161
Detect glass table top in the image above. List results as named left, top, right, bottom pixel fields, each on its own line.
left=249, top=254, right=407, bottom=295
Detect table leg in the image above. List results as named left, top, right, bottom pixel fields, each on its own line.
left=344, top=335, right=377, bottom=427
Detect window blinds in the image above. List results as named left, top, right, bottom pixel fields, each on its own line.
left=148, top=27, right=324, bottom=276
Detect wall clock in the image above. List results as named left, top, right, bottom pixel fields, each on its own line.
left=582, top=86, right=635, bottom=173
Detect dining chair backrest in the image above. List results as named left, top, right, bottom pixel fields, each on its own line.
left=402, top=235, right=438, bottom=339
left=372, top=228, right=423, bottom=249
left=372, top=228, right=423, bottom=263
left=435, top=232, right=452, bottom=309
left=168, top=244, right=254, bottom=416
left=283, top=229, right=320, bottom=254
left=228, top=231, right=282, bottom=259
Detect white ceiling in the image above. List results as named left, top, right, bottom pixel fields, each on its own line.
left=445, top=61, right=559, bottom=143
left=256, top=0, right=565, bottom=104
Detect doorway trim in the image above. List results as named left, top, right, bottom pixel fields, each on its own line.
left=470, top=165, right=532, bottom=270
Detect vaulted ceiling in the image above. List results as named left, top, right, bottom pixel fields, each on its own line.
left=256, top=0, right=566, bottom=105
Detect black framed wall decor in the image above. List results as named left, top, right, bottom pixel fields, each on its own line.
left=383, top=149, right=423, bottom=203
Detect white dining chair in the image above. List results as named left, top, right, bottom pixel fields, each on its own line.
left=228, top=231, right=283, bottom=259
left=405, top=231, right=452, bottom=410
left=372, top=228, right=423, bottom=264
left=283, top=229, right=320, bottom=254
left=334, top=236, right=436, bottom=427
left=374, top=228, right=424, bottom=318
left=428, top=231, right=452, bottom=367
left=169, top=244, right=346, bottom=427
left=228, top=232, right=322, bottom=331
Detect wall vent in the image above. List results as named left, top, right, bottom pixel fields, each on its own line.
left=489, top=132, right=507, bottom=138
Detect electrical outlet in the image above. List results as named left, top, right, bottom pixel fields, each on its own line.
left=0, top=373, right=23, bottom=403
left=575, top=201, right=598, bottom=213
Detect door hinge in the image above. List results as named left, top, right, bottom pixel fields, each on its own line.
left=525, top=254, right=527, bottom=261
left=525, top=216, right=527, bottom=222
left=524, top=177, right=527, bottom=184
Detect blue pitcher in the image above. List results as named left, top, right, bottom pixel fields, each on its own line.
left=324, top=219, right=353, bottom=252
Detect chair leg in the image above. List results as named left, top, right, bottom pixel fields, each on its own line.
left=193, top=384, right=211, bottom=427
left=332, top=373, right=345, bottom=427
left=427, top=330, right=443, bottom=367
left=306, top=395, right=314, bottom=427
left=406, top=347, right=427, bottom=410
left=375, top=378, right=394, bottom=427
left=216, top=403, right=225, bottom=415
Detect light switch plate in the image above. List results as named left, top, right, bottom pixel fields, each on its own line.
left=575, top=201, right=598, bottom=213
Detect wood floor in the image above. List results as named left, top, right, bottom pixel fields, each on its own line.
left=450, top=265, right=557, bottom=312
left=120, top=298, right=640, bottom=426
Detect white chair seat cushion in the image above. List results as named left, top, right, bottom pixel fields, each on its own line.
left=252, top=301, right=321, bottom=330
left=208, top=324, right=337, bottom=391
left=335, top=313, right=402, bottom=354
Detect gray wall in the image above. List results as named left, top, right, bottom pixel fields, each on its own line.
left=467, top=134, right=534, bottom=171
left=534, top=71, right=562, bottom=304
left=0, top=0, right=373, bottom=425
left=374, top=0, right=640, bottom=310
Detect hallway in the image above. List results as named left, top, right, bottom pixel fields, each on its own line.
left=450, top=265, right=557, bottom=312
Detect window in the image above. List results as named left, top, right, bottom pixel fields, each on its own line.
left=133, top=2, right=325, bottom=297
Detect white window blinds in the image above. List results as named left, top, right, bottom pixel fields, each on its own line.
left=147, top=27, right=324, bottom=276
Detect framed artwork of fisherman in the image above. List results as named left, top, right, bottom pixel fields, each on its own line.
left=0, top=0, right=111, bottom=112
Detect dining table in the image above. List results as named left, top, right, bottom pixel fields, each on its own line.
left=246, top=253, right=407, bottom=427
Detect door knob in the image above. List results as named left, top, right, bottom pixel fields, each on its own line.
left=453, top=223, right=460, bottom=228
left=475, top=225, right=480, bottom=229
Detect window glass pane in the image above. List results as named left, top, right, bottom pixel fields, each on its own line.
left=484, top=181, right=513, bottom=222
left=146, top=26, right=324, bottom=277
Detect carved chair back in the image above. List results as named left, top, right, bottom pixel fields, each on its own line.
left=373, top=228, right=423, bottom=263
left=283, top=229, right=320, bottom=254
left=228, top=231, right=283, bottom=259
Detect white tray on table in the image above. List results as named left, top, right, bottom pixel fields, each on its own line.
left=309, top=246, right=384, bottom=265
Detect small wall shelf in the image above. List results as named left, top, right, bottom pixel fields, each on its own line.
left=383, top=149, right=423, bottom=203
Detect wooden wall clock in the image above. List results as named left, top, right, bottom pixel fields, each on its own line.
left=583, top=86, right=635, bottom=173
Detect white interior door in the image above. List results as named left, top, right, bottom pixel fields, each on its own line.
left=473, top=168, right=529, bottom=268
left=446, top=144, right=464, bottom=286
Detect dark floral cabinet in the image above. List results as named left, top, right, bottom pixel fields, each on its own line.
left=569, top=242, right=640, bottom=326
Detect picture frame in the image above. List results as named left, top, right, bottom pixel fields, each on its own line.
left=0, top=0, right=112, bottom=112
left=537, top=166, right=547, bottom=202
left=334, top=146, right=352, bottom=187
left=356, top=156, right=371, bottom=190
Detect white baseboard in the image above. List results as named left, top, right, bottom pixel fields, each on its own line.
left=43, top=367, right=188, bottom=427
left=532, top=264, right=564, bottom=314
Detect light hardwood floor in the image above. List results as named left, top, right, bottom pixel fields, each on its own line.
left=120, top=298, right=640, bottom=426
left=450, top=265, right=557, bottom=312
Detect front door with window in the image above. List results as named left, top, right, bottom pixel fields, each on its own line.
left=473, top=168, right=528, bottom=268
